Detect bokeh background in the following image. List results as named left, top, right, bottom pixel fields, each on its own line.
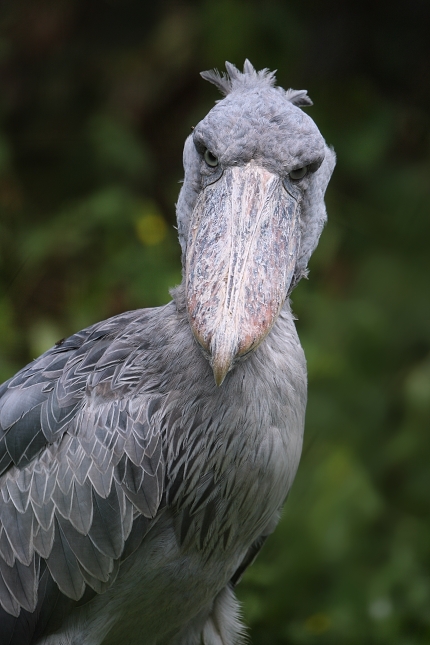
left=1, top=1, right=430, bottom=643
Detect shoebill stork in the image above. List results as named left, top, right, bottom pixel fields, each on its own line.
left=0, top=61, right=335, bottom=645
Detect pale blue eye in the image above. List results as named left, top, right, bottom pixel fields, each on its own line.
left=289, top=166, right=308, bottom=180
left=204, top=149, right=219, bottom=167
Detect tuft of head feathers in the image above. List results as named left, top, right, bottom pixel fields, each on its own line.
left=201, top=59, right=313, bottom=107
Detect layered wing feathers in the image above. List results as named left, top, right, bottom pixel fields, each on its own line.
left=0, top=311, right=166, bottom=617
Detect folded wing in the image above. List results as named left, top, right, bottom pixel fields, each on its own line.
left=0, top=311, right=166, bottom=620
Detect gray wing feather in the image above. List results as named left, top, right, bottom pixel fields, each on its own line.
left=6, top=479, right=29, bottom=514
left=0, top=527, right=14, bottom=567
left=1, top=502, right=33, bottom=566
left=0, top=554, right=38, bottom=613
left=46, top=519, right=86, bottom=601
left=87, top=461, right=114, bottom=499
left=88, top=487, right=124, bottom=559
left=31, top=500, right=55, bottom=538
left=33, top=522, right=54, bottom=559
left=68, top=481, right=93, bottom=534
left=0, top=569, right=21, bottom=616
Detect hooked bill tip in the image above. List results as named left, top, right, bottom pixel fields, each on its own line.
left=210, top=333, right=236, bottom=386
left=212, top=360, right=230, bottom=387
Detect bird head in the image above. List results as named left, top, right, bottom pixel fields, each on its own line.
left=176, top=60, right=335, bottom=386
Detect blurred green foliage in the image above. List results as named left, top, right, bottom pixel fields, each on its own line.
left=0, top=1, right=430, bottom=643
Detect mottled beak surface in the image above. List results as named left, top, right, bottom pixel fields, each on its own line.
left=186, top=162, right=300, bottom=386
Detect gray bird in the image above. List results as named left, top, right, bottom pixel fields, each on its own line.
left=0, top=61, right=335, bottom=645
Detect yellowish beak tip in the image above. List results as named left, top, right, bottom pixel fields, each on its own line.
left=212, top=361, right=230, bottom=387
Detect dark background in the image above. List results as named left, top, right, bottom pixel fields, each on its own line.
left=1, top=1, right=430, bottom=643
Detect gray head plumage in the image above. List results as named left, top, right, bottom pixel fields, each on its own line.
left=200, top=59, right=313, bottom=108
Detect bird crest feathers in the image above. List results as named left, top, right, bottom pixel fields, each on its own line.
left=201, top=59, right=313, bottom=107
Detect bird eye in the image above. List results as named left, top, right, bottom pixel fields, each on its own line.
left=204, top=149, right=219, bottom=167
left=289, top=166, right=308, bottom=180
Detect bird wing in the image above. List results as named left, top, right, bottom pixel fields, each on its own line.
left=0, top=310, right=166, bottom=618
